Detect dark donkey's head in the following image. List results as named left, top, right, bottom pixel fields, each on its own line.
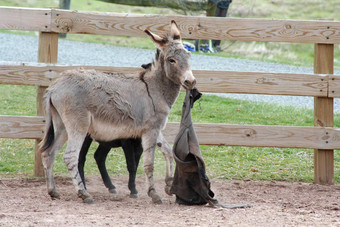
left=144, top=20, right=196, bottom=90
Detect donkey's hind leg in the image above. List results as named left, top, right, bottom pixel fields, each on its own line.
left=78, top=134, right=93, bottom=190
left=64, top=133, right=93, bottom=204
left=122, top=138, right=143, bottom=198
left=41, top=117, right=67, bottom=200
left=94, top=143, right=117, bottom=194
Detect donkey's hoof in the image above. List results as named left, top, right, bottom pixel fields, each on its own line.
left=83, top=197, right=94, bottom=204
left=48, top=189, right=60, bottom=200
left=78, top=190, right=93, bottom=204
left=148, top=188, right=162, bottom=204
left=164, top=185, right=173, bottom=196
left=109, top=188, right=117, bottom=194
left=130, top=193, right=138, bottom=199
left=152, top=198, right=163, bottom=204
left=151, top=194, right=162, bottom=204
left=165, top=177, right=173, bottom=196
left=50, top=194, right=60, bottom=200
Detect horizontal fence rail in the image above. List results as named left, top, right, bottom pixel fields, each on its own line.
left=0, top=116, right=45, bottom=139
left=0, top=7, right=50, bottom=32
left=0, top=6, right=338, bottom=183
left=0, top=62, right=336, bottom=97
left=164, top=123, right=340, bottom=149
left=2, top=115, right=340, bottom=150
left=1, top=7, right=340, bottom=44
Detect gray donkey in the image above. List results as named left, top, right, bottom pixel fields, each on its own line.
left=39, top=20, right=196, bottom=204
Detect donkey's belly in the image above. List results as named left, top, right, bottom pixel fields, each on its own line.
left=88, top=120, right=142, bottom=142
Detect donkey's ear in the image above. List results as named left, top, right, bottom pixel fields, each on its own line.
left=144, top=29, right=167, bottom=47
left=170, top=20, right=181, bottom=40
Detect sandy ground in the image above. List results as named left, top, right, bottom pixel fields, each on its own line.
left=0, top=175, right=339, bottom=227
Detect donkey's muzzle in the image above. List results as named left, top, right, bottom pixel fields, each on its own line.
left=182, top=69, right=196, bottom=89
left=184, top=79, right=197, bottom=90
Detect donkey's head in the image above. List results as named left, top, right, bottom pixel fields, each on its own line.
left=144, top=21, right=196, bottom=90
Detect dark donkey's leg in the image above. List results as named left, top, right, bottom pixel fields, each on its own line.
left=122, top=138, right=143, bottom=198
left=79, top=135, right=117, bottom=192
left=78, top=134, right=93, bottom=189
left=94, top=140, right=122, bottom=194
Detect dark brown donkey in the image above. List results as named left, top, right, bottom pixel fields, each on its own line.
left=78, top=136, right=143, bottom=197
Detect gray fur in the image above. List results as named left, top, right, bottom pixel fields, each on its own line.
left=39, top=20, right=196, bottom=204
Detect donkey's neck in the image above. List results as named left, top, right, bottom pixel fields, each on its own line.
left=144, top=65, right=180, bottom=111
left=155, top=55, right=181, bottom=108
left=157, top=70, right=181, bottom=108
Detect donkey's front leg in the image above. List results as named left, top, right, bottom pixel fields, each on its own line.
left=142, top=130, right=162, bottom=204
left=157, top=132, right=174, bottom=195
left=64, top=138, right=93, bottom=204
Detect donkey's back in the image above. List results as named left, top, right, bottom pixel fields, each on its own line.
left=46, top=69, right=155, bottom=141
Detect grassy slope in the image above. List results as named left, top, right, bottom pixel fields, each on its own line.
left=0, top=1, right=339, bottom=182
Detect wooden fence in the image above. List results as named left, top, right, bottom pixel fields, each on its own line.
left=0, top=6, right=339, bottom=184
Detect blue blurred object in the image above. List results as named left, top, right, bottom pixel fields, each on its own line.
left=183, top=41, right=196, bottom=52
left=200, top=44, right=211, bottom=53
left=194, top=40, right=215, bottom=53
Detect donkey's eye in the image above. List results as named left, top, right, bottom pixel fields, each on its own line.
left=169, top=58, right=176, bottom=64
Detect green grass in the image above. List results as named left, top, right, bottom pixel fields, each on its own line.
left=0, top=85, right=36, bottom=116
left=0, top=1, right=339, bottom=182
left=202, top=146, right=316, bottom=182
left=0, top=86, right=339, bottom=182
left=170, top=94, right=316, bottom=126
left=1, top=0, right=339, bottom=69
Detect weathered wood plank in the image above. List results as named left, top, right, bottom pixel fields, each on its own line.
left=163, top=123, right=340, bottom=150
left=0, top=62, right=329, bottom=97
left=0, top=63, right=142, bottom=86
left=51, top=9, right=340, bottom=44
left=0, top=7, right=51, bottom=32
left=2, top=117, right=340, bottom=150
left=327, top=75, right=340, bottom=98
left=193, top=70, right=328, bottom=96
left=0, top=7, right=339, bottom=44
left=0, top=62, right=58, bottom=86
left=0, top=116, right=45, bottom=139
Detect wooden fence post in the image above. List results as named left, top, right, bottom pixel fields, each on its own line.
left=34, top=32, right=58, bottom=176
left=314, top=43, right=334, bottom=185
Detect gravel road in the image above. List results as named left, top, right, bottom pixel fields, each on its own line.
left=1, top=33, right=339, bottom=112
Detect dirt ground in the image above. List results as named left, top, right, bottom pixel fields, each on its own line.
left=0, top=176, right=339, bottom=227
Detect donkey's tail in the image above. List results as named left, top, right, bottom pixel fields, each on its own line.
left=38, top=96, right=55, bottom=153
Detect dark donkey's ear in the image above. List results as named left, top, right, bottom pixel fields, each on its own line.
left=170, top=20, right=181, bottom=40
left=144, top=29, right=167, bottom=47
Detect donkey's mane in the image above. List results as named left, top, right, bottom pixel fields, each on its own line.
left=138, top=48, right=162, bottom=113
left=139, top=48, right=161, bottom=81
